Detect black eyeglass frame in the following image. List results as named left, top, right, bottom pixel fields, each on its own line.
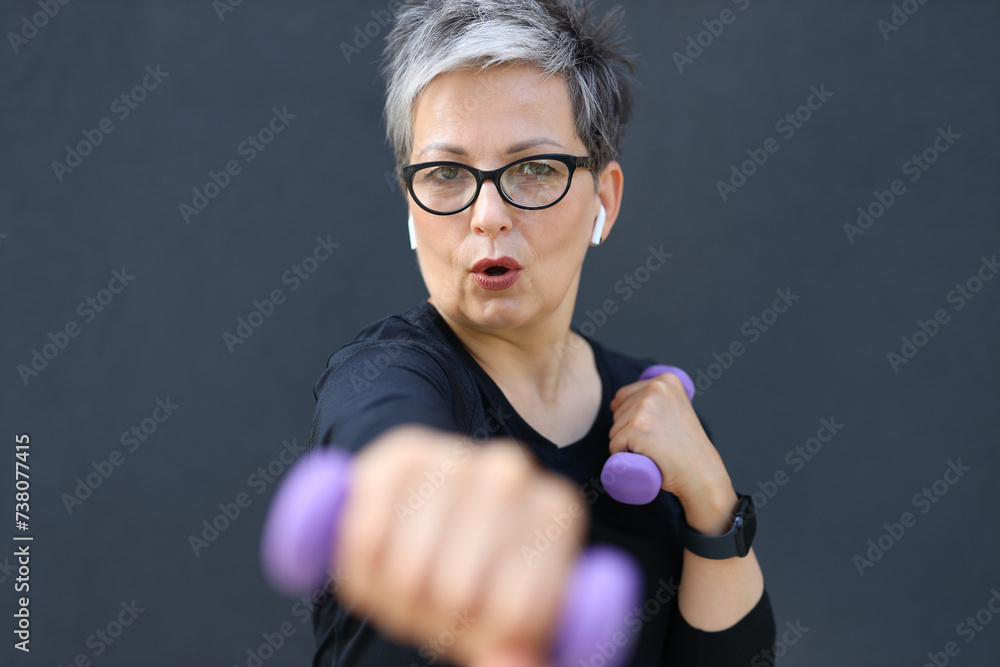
left=401, top=153, right=596, bottom=216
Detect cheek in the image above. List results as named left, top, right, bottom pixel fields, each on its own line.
left=527, top=216, right=588, bottom=280
left=420, top=226, right=470, bottom=298
left=421, top=221, right=461, bottom=264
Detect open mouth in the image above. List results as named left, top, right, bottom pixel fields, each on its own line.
left=471, top=258, right=522, bottom=290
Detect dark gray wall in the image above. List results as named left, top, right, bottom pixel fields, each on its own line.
left=2, top=1, right=998, bottom=665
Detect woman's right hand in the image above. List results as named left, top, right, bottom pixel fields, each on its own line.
left=334, top=424, right=588, bottom=667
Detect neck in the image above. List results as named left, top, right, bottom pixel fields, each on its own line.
left=430, top=298, right=587, bottom=406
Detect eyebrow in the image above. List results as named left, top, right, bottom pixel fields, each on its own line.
left=417, top=137, right=566, bottom=159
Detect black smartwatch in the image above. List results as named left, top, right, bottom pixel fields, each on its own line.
left=681, top=493, right=756, bottom=559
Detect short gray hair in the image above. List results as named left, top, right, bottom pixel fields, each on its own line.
left=381, top=0, right=634, bottom=183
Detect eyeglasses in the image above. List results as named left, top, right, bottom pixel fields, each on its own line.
left=401, top=153, right=595, bottom=216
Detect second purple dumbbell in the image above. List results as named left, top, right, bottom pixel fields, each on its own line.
left=600, top=365, right=696, bottom=505
left=260, top=446, right=644, bottom=667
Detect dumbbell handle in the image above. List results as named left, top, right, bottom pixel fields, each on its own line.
left=260, top=447, right=643, bottom=667
left=600, top=365, right=695, bottom=505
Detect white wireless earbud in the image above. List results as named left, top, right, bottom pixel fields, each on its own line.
left=408, top=214, right=417, bottom=250
left=590, top=205, right=607, bottom=246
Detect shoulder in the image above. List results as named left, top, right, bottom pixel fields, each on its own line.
left=315, top=301, right=470, bottom=397
left=310, top=302, right=477, bottom=448
left=350, top=300, right=446, bottom=343
left=326, top=302, right=452, bottom=366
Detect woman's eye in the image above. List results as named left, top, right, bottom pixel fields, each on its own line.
left=518, top=162, right=553, bottom=177
left=430, top=166, right=462, bottom=180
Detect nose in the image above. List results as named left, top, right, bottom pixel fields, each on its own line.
left=468, top=179, right=511, bottom=240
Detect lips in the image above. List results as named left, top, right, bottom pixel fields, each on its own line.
left=471, top=256, right=523, bottom=291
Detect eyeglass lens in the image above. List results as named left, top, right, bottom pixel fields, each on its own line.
left=410, top=158, right=572, bottom=213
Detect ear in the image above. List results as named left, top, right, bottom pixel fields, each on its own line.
left=594, top=160, right=624, bottom=244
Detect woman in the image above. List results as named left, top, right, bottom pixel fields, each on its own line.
left=310, top=1, right=775, bottom=665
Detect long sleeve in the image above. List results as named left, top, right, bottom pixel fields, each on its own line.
left=310, top=338, right=464, bottom=451
left=662, top=589, right=776, bottom=666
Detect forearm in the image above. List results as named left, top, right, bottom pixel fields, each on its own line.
left=676, top=485, right=765, bottom=631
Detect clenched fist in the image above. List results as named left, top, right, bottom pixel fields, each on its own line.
left=335, top=424, right=589, bottom=667
left=609, top=371, right=737, bottom=535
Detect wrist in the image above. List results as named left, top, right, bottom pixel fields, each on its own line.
left=678, top=479, right=739, bottom=536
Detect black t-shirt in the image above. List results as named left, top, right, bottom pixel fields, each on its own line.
left=309, top=301, right=775, bottom=666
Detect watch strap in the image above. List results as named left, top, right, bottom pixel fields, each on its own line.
left=681, top=493, right=756, bottom=559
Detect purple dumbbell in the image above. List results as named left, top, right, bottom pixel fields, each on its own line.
left=260, top=447, right=644, bottom=667
left=600, top=365, right=695, bottom=505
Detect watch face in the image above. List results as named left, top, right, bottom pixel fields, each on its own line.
left=734, top=515, right=748, bottom=557
left=738, top=494, right=757, bottom=555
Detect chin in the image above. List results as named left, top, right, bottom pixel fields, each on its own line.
left=439, top=295, right=533, bottom=332
left=470, top=298, right=531, bottom=329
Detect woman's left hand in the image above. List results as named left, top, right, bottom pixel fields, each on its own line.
left=608, top=372, right=738, bottom=535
